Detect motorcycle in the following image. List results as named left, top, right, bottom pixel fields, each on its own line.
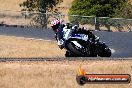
left=56, top=26, right=111, bottom=57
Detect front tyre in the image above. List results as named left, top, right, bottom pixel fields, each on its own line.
left=65, top=51, right=76, bottom=57
left=66, top=42, right=90, bottom=57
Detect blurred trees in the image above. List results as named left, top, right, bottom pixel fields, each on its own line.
left=20, top=0, right=62, bottom=13
left=20, top=0, right=63, bottom=28
left=69, top=0, right=131, bottom=18
left=69, top=0, right=132, bottom=31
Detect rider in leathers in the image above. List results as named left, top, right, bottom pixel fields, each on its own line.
left=51, top=19, right=97, bottom=49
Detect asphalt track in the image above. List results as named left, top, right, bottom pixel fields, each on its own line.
left=0, top=26, right=132, bottom=58
left=0, top=58, right=132, bottom=62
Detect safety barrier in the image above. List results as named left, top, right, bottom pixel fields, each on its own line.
left=0, top=10, right=132, bottom=32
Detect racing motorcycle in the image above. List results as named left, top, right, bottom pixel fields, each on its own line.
left=58, top=26, right=111, bottom=57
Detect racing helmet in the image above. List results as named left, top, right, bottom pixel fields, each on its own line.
left=51, top=19, right=60, bottom=32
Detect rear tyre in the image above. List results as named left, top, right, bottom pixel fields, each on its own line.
left=98, top=48, right=111, bottom=57
left=97, top=42, right=111, bottom=57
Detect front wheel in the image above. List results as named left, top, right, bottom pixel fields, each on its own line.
left=65, top=51, right=76, bottom=57
left=66, top=42, right=90, bottom=57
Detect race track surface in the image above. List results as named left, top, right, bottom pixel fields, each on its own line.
left=93, top=31, right=132, bottom=58
left=0, top=26, right=132, bottom=58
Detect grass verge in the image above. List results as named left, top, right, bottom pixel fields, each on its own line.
left=0, top=35, right=65, bottom=58
left=0, top=60, right=131, bottom=88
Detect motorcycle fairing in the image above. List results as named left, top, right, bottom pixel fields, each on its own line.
left=70, top=41, right=83, bottom=49
left=70, top=33, right=89, bottom=41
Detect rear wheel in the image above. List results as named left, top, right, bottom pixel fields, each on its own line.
left=99, top=48, right=111, bottom=57
left=98, top=45, right=111, bottom=57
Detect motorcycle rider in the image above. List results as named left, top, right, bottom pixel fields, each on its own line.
left=75, top=27, right=99, bottom=43
left=51, top=19, right=68, bottom=49
left=50, top=19, right=98, bottom=49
